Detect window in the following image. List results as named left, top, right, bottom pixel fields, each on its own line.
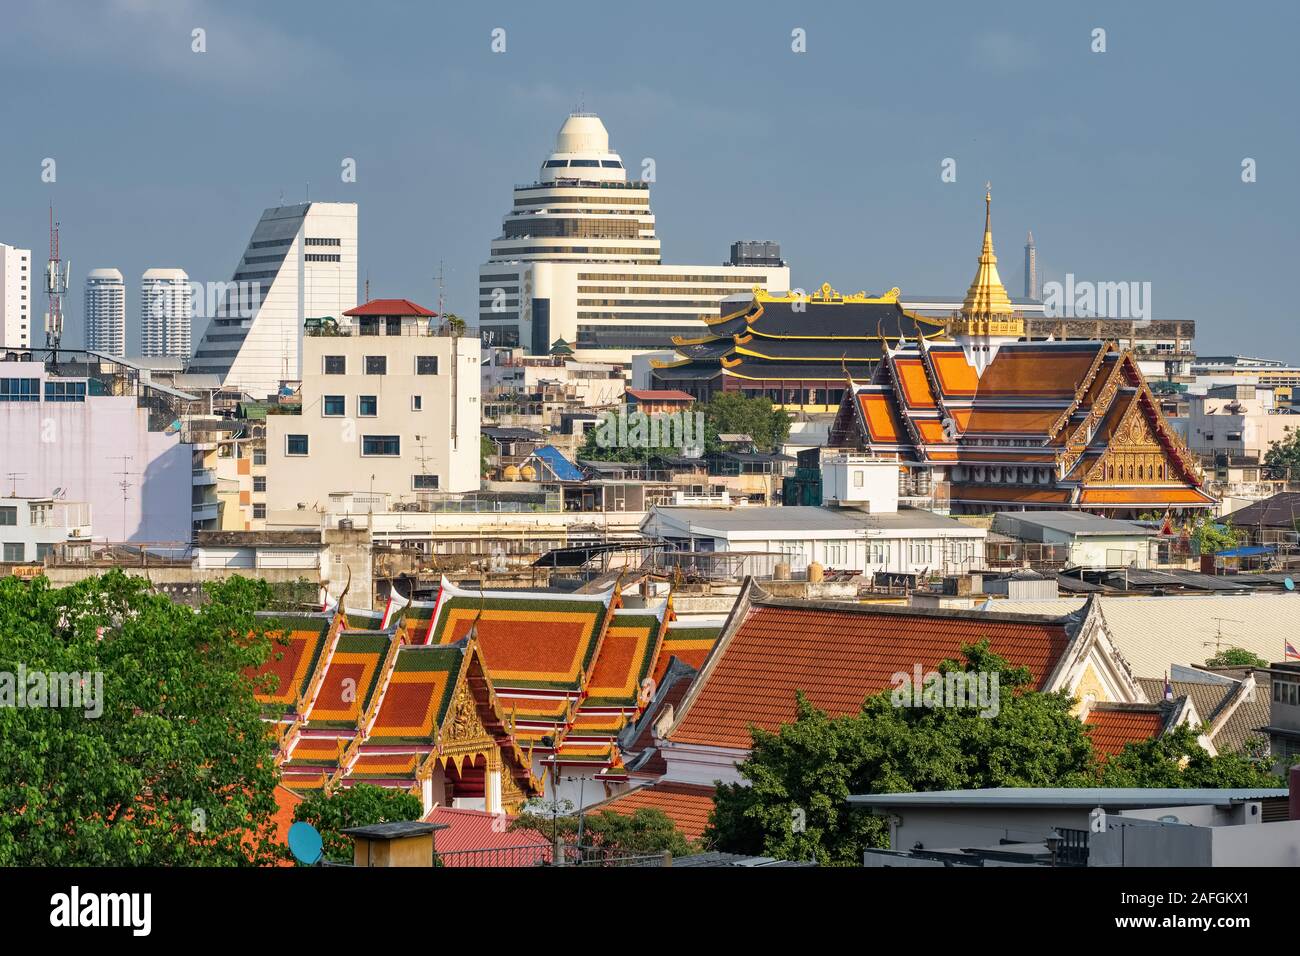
left=253, top=448, right=267, bottom=466
left=323, top=395, right=345, bottom=416
left=363, top=435, right=400, bottom=456
left=3, top=543, right=23, bottom=562
left=253, top=504, right=266, bottom=519
left=324, top=355, right=346, bottom=374
left=253, top=476, right=266, bottom=493
left=411, top=395, right=423, bottom=411
left=44, top=381, right=87, bottom=402
left=36, top=543, right=52, bottom=561
left=0, top=377, right=40, bottom=402
left=358, top=395, right=378, bottom=417
left=365, top=355, right=387, bottom=375
left=416, top=356, right=438, bottom=375
left=853, top=470, right=864, bottom=488
left=413, top=474, right=439, bottom=490
left=286, top=434, right=309, bottom=456
left=0, top=506, right=16, bottom=526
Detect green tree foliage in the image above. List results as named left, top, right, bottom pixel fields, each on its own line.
left=293, top=783, right=424, bottom=864
left=1205, top=647, right=1270, bottom=668
left=708, top=643, right=1096, bottom=864
left=510, top=801, right=694, bottom=857
left=707, top=641, right=1290, bottom=864
left=1099, top=724, right=1281, bottom=789
left=1264, top=425, right=1300, bottom=482
left=0, top=571, right=283, bottom=865
left=1190, top=515, right=1241, bottom=555
left=481, top=434, right=496, bottom=477
left=579, top=392, right=793, bottom=462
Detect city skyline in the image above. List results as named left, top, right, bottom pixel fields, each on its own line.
left=0, top=0, right=1296, bottom=358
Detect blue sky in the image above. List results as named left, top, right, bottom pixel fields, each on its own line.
left=0, top=0, right=1296, bottom=357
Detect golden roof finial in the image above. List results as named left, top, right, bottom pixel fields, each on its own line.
left=960, top=183, right=1014, bottom=318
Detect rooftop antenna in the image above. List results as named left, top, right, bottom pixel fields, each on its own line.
left=44, top=204, right=70, bottom=357
left=1203, top=617, right=1246, bottom=656
left=364, top=272, right=371, bottom=303
left=436, top=260, right=445, bottom=319
left=111, top=455, right=135, bottom=543
left=6, top=473, right=27, bottom=497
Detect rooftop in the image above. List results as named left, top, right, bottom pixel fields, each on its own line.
left=648, top=505, right=980, bottom=535
left=848, top=787, right=1289, bottom=809
left=343, top=298, right=437, bottom=318
left=994, top=510, right=1155, bottom=537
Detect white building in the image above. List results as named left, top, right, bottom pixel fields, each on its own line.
left=0, top=354, right=193, bottom=542
left=190, top=201, right=358, bottom=397
left=84, top=268, right=126, bottom=355
left=141, top=268, right=192, bottom=359
left=641, top=504, right=986, bottom=578
left=477, top=114, right=788, bottom=366
left=264, top=299, right=480, bottom=523
left=0, top=496, right=92, bottom=563
left=1185, top=383, right=1300, bottom=461
left=0, top=243, right=32, bottom=349
left=991, top=510, right=1158, bottom=569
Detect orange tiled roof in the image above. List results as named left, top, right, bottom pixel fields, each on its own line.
left=1079, top=487, right=1215, bottom=505
left=1085, top=705, right=1165, bottom=757
left=597, top=781, right=717, bottom=842
left=653, top=623, right=722, bottom=684
left=670, top=595, right=1073, bottom=751
left=973, top=346, right=1100, bottom=398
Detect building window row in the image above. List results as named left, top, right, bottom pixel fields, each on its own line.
left=321, top=355, right=440, bottom=376
left=305, top=254, right=341, bottom=262
left=305, top=237, right=341, bottom=246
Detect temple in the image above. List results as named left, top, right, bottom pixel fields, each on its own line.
left=828, top=189, right=1215, bottom=517
left=250, top=581, right=725, bottom=812
left=648, top=283, right=946, bottom=411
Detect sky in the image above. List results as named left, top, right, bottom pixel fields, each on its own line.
left=0, top=0, right=1296, bottom=358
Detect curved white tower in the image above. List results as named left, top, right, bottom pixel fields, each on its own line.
left=141, top=268, right=192, bottom=359
left=485, top=113, right=659, bottom=265
left=477, top=113, right=789, bottom=359
left=85, top=268, right=126, bottom=355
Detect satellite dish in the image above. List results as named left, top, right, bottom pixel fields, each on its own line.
left=1286, top=577, right=1295, bottom=592
left=287, top=821, right=323, bottom=865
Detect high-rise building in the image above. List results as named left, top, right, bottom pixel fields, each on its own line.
left=1023, top=230, right=1038, bottom=300
left=477, top=114, right=788, bottom=365
left=189, top=201, right=358, bottom=397
left=0, top=243, right=32, bottom=349
left=85, top=268, right=126, bottom=355
left=141, top=268, right=192, bottom=358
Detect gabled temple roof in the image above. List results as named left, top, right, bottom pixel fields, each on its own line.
left=666, top=582, right=1082, bottom=751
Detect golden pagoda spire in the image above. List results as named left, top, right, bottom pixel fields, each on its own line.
left=961, top=184, right=1014, bottom=317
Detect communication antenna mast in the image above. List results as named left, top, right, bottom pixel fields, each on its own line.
left=45, top=205, right=70, bottom=356
left=111, top=455, right=135, bottom=543
left=6, top=473, right=27, bottom=496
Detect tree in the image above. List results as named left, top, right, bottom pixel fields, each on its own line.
left=578, top=392, right=793, bottom=462
left=1264, top=425, right=1300, bottom=482
left=511, top=802, right=693, bottom=857
left=708, top=643, right=1097, bottom=865
left=481, top=434, right=496, bottom=477
left=1099, top=725, right=1281, bottom=788
left=441, top=313, right=467, bottom=337
left=0, top=571, right=284, bottom=865
left=293, top=784, right=424, bottom=864
left=1205, top=647, right=1269, bottom=668
left=1190, top=515, right=1241, bottom=555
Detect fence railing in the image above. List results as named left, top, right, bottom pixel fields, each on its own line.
left=436, top=843, right=673, bottom=868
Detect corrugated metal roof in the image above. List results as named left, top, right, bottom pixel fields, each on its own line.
left=991, top=594, right=1300, bottom=679
left=848, top=787, right=1289, bottom=809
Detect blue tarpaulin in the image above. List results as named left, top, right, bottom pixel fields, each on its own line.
left=529, top=445, right=584, bottom=482
left=1215, top=545, right=1275, bottom=558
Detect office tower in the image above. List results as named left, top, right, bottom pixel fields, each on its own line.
left=477, top=113, right=788, bottom=363
left=141, top=268, right=192, bottom=358
left=0, top=243, right=32, bottom=349
left=85, top=268, right=126, bottom=355
left=1024, top=230, right=1038, bottom=300
left=189, top=201, right=358, bottom=396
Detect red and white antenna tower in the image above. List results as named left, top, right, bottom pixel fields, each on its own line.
left=44, top=204, right=70, bottom=353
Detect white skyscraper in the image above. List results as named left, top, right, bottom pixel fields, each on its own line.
left=189, top=201, right=358, bottom=396
left=141, top=268, right=192, bottom=358
left=85, top=268, right=126, bottom=355
left=477, top=114, right=788, bottom=363
left=0, top=242, right=33, bottom=349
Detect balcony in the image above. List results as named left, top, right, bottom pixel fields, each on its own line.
left=192, top=468, right=218, bottom=487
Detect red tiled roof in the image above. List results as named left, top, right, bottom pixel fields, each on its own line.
left=425, top=807, right=549, bottom=859
left=343, top=298, right=437, bottom=317
left=597, top=781, right=716, bottom=842
left=671, top=597, right=1073, bottom=750
left=1085, top=705, right=1165, bottom=757
left=270, top=785, right=302, bottom=867
left=626, top=388, right=695, bottom=402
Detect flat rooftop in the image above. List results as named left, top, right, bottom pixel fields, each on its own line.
left=994, top=510, right=1154, bottom=536
left=651, top=505, right=979, bottom=533
left=849, top=787, right=1289, bottom=810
